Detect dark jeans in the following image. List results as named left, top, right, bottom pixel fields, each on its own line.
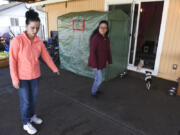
left=18, top=78, right=39, bottom=125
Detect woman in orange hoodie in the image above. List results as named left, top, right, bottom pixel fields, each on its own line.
left=9, top=9, right=59, bottom=135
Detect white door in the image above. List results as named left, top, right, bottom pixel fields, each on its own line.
left=106, top=0, right=169, bottom=75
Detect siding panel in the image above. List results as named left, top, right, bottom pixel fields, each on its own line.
left=158, top=0, right=180, bottom=81
left=45, top=0, right=104, bottom=35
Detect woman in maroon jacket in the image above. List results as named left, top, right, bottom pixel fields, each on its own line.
left=88, top=20, right=112, bottom=97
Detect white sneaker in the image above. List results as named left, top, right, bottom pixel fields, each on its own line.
left=23, top=122, right=37, bottom=135
left=31, top=115, right=43, bottom=125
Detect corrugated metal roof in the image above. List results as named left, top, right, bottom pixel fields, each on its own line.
left=9, top=0, right=45, bottom=3
left=0, top=2, right=23, bottom=12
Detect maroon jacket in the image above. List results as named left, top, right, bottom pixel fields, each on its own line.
left=88, top=33, right=112, bottom=69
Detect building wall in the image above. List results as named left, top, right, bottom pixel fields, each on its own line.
left=158, top=0, right=180, bottom=81
left=45, top=0, right=180, bottom=82
left=45, top=0, right=104, bottom=35
left=0, top=3, right=47, bottom=39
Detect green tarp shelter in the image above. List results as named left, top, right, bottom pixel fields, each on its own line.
left=58, top=10, right=130, bottom=81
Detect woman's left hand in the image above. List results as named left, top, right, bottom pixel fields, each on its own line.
left=55, top=71, right=60, bottom=75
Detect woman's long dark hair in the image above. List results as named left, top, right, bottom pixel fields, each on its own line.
left=90, top=20, right=109, bottom=40
left=25, top=9, right=40, bottom=25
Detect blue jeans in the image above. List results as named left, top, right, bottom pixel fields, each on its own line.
left=91, top=69, right=103, bottom=95
left=18, top=78, right=39, bottom=125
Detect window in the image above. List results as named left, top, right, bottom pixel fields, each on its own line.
left=10, top=18, right=19, bottom=26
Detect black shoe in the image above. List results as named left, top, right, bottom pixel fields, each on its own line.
left=91, top=93, right=98, bottom=98
left=96, top=91, right=103, bottom=95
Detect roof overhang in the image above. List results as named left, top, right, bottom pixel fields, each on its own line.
left=29, top=0, right=69, bottom=7
left=9, top=0, right=69, bottom=6
left=9, top=0, right=44, bottom=3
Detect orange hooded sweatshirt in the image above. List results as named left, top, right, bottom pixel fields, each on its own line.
left=9, top=31, right=58, bottom=85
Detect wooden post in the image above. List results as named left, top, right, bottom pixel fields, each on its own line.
left=177, top=79, right=180, bottom=96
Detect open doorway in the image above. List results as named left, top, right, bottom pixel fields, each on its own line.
left=135, top=2, right=164, bottom=70
left=109, top=1, right=164, bottom=72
